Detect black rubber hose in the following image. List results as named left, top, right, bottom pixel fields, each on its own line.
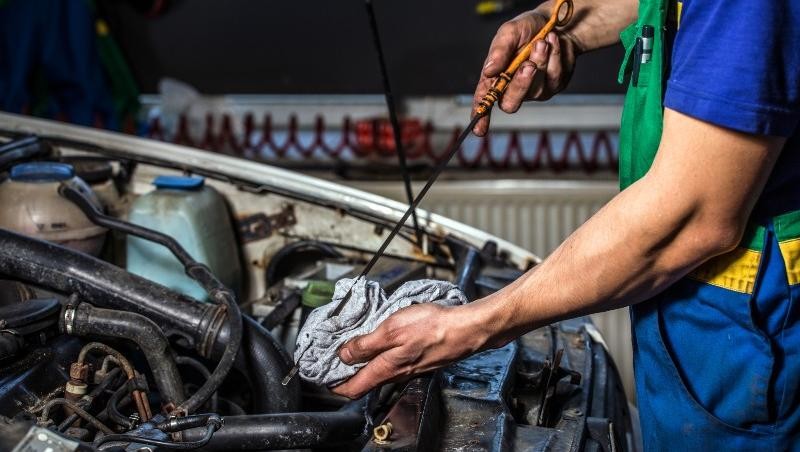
left=240, top=316, right=300, bottom=413
left=264, top=240, right=342, bottom=286
left=97, top=392, right=132, bottom=425
left=454, top=247, right=481, bottom=300
left=0, top=228, right=298, bottom=413
left=178, top=289, right=240, bottom=415
left=106, top=382, right=134, bottom=429
left=0, top=229, right=219, bottom=354
left=0, top=136, right=54, bottom=172
left=176, top=356, right=219, bottom=412
left=260, top=291, right=301, bottom=331
left=181, top=400, right=369, bottom=450
left=0, top=330, right=24, bottom=361
left=216, top=397, right=246, bottom=416
left=66, top=303, right=185, bottom=408
left=58, top=182, right=242, bottom=416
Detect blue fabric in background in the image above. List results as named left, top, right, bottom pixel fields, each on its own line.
left=0, top=0, right=117, bottom=128
left=664, top=0, right=800, bottom=220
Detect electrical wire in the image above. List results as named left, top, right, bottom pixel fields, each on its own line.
left=36, top=398, right=114, bottom=434
left=95, top=416, right=222, bottom=450
left=75, top=341, right=152, bottom=421
left=58, top=367, right=123, bottom=432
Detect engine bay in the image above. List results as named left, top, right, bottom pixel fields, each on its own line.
left=0, top=124, right=634, bottom=451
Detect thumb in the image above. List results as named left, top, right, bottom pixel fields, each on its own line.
left=339, top=330, right=392, bottom=365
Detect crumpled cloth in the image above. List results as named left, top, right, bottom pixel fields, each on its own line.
left=294, top=277, right=468, bottom=387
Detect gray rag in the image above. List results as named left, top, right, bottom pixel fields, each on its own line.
left=294, top=277, right=468, bottom=387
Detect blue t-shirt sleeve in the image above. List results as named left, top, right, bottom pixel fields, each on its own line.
left=664, top=0, right=800, bottom=137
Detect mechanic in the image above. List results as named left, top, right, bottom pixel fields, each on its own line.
left=333, top=0, right=800, bottom=448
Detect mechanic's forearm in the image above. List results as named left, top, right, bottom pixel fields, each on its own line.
left=468, top=108, right=783, bottom=347
left=474, top=176, right=728, bottom=346
left=532, top=0, right=638, bottom=53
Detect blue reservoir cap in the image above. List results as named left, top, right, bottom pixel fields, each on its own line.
left=9, top=162, right=75, bottom=182
left=153, top=175, right=205, bottom=190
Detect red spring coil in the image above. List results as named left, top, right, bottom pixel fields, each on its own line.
left=145, top=113, right=618, bottom=173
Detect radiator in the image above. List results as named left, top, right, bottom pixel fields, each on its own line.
left=346, top=179, right=635, bottom=401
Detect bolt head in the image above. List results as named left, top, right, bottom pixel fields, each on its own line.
left=69, top=362, right=89, bottom=381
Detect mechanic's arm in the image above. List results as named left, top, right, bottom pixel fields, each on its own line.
left=333, top=109, right=785, bottom=398
left=474, top=0, right=638, bottom=135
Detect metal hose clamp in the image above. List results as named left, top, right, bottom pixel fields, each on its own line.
left=63, top=305, right=76, bottom=335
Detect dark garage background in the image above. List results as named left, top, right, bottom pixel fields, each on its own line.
left=100, top=0, right=626, bottom=96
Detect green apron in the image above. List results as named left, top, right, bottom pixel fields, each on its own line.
left=617, top=0, right=800, bottom=448
left=617, top=0, right=666, bottom=190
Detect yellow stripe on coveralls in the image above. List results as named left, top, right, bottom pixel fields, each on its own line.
left=778, top=238, right=800, bottom=286
left=690, top=247, right=761, bottom=294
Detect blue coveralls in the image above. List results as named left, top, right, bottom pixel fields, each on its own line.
left=618, top=0, right=800, bottom=449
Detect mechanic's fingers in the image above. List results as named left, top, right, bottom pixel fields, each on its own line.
left=545, top=32, right=562, bottom=92
left=472, top=76, right=494, bottom=136
left=339, top=330, right=393, bottom=365
left=499, top=62, right=536, bottom=113
left=498, top=39, right=548, bottom=112
left=528, top=39, right=550, bottom=99
left=331, top=352, right=408, bottom=399
left=482, top=23, right=523, bottom=78
left=472, top=112, right=491, bottom=137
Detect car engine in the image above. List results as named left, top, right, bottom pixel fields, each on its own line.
left=0, top=129, right=636, bottom=451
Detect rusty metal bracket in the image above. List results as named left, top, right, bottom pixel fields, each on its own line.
left=237, top=205, right=297, bottom=243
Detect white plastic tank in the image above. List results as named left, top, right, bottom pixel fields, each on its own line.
left=126, top=175, right=242, bottom=301
left=0, top=162, right=106, bottom=255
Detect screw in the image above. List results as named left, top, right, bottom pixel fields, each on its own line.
left=373, top=421, right=393, bottom=444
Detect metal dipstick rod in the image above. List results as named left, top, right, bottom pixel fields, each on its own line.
left=283, top=0, right=574, bottom=386
left=280, top=115, right=481, bottom=386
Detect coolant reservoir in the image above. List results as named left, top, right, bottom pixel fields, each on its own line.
left=0, top=162, right=106, bottom=255
left=126, top=175, right=242, bottom=301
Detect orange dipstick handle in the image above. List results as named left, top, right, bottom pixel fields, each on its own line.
left=474, top=0, right=574, bottom=117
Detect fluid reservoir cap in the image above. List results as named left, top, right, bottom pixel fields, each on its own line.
left=302, top=280, right=336, bottom=308
left=9, top=162, right=75, bottom=182
left=153, top=175, right=205, bottom=190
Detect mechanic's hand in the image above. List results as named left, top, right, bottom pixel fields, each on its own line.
left=331, top=303, right=489, bottom=399
left=473, top=11, right=579, bottom=136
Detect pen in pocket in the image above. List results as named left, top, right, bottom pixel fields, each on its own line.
left=631, top=25, right=654, bottom=87
left=641, top=25, right=654, bottom=64
left=632, top=36, right=643, bottom=86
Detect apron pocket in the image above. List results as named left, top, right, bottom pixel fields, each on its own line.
left=656, top=279, right=775, bottom=431
left=617, top=22, right=639, bottom=85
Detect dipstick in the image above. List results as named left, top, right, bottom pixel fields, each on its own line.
left=281, top=0, right=574, bottom=386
